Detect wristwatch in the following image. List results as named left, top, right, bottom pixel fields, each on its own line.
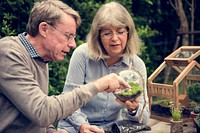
left=128, top=106, right=138, bottom=116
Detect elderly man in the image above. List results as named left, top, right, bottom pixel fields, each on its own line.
left=0, top=0, right=130, bottom=133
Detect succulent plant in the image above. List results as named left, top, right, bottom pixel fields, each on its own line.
left=194, top=107, right=200, bottom=114
left=171, top=107, right=182, bottom=121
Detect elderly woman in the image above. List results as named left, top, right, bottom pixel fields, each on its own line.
left=58, top=1, right=150, bottom=133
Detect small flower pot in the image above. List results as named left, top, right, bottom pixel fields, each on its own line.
left=170, top=119, right=183, bottom=133
left=191, top=111, right=199, bottom=126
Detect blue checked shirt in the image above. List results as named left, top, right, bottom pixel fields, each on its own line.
left=18, top=32, right=47, bottom=63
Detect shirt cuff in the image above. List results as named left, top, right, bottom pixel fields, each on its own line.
left=46, top=124, right=56, bottom=133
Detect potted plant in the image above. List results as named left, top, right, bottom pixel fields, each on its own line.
left=187, top=83, right=200, bottom=132
left=190, top=106, right=200, bottom=126
left=170, top=107, right=183, bottom=133
left=194, top=115, right=200, bottom=132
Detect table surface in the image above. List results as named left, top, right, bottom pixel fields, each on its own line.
left=139, top=118, right=196, bottom=133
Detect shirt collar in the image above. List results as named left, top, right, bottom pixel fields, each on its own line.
left=122, top=57, right=131, bottom=66
left=18, top=32, right=48, bottom=63
left=101, top=56, right=130, bottom=67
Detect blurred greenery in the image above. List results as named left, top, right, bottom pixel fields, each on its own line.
left=0, top=0, right=199, bottom=95
left=187, top=83, right=200, bottom=103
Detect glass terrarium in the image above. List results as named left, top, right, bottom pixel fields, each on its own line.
left=148, top=46, right=200, bottom=122
left=111, top=67, right=152, bottom=132
left=114, top=66, right=147, bottom=123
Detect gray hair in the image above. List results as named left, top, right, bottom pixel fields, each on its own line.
left=27, top=0, right=81, bottom=37
left=87, top=1, right=142, bottom=60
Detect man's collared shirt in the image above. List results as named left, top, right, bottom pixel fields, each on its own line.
left=18, top=32, right=47, bottom=63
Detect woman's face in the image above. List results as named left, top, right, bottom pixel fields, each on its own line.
left=100, top=26, right=128, bottom=57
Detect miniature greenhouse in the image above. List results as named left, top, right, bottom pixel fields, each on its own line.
left=148, top=46, right=200, bottom=122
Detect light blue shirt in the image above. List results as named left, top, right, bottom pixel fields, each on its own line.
left=58, top=43, right=150, bottom=132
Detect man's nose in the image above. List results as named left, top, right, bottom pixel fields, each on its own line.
left=68, top=39, right=76, bottom=48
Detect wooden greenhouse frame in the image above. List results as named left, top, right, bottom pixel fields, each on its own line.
left=148, top=46, right=200, bottom=122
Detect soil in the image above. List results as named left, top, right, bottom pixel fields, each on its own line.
left=151, top=103, right=195, bottom=119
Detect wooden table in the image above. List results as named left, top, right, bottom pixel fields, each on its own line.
left=139, top=118, right=196, bottom=133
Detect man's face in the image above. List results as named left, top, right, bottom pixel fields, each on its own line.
left=44, top=13, right=77, bottom=61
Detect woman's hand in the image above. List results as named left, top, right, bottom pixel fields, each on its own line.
left=116, top=97, right=140, bottom=111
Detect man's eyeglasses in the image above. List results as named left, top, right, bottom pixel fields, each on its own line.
left=100, top=30, right=128, bottom=39
left=49, top=24, right=76, bottom=42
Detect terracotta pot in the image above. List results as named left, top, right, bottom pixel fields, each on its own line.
left=170, top=119, right=183, bottom=133
left=191, top=111, right=199, bottom=126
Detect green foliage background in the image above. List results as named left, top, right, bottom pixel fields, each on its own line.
left=0, top=0, right=200, bottom=95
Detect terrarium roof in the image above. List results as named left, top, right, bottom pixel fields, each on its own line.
left=164, top=46, right=200, bottom=66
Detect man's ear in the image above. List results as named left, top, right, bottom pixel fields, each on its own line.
left=38, top=22, right=49, bottom=37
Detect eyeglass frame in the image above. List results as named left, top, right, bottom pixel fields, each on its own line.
left=48, top=24, right=76, bottom=42
left=100, top=29, right=129, bottom=39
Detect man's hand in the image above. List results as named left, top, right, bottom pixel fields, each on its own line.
left=93, top=73, right=131, bottom=92
left=80, top=124, right=104, bottom=133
